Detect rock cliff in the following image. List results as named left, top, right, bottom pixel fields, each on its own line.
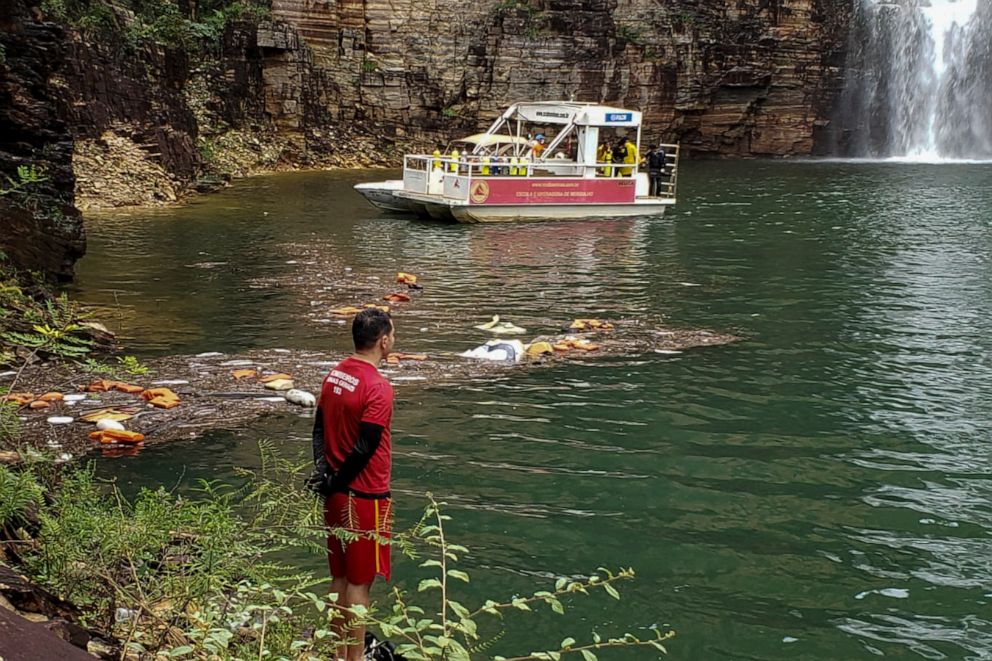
left=270, top=0, right=853, bottom=156
left=0, top=0, right=85, bottom=281
left=1, top=0, right=855, bottom=277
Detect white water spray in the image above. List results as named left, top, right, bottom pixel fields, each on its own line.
left=838, top=0, right=992, bottom=160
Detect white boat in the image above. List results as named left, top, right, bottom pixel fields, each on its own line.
left=354, top=101, right=680, bottom=223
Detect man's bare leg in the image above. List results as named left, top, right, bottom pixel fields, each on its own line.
left=344, top=581, right=372, bottom=661
left=330, top=576, right=349, bottom=660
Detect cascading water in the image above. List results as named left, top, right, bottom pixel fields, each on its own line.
left=834, top=0, right=992, bottom=160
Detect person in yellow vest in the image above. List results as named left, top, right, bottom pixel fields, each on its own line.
left=432, top=146, right=443, bottom=171
left=508, top=156, right=518, bottom=176
left=617, top=137, right=637, bottom=177
left=517, top=156, right=527, bottom=176
left=602, top=144, right=613, bottom=177
left=449, top=148, right=460, bottom=173
left=480, top=154, right=491, bottom=176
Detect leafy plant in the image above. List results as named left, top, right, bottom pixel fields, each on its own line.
left=616, top=24, right=645, bottom=45
left=117, top=355, right=151, bottom=376
left=362, top=57, right=380, bottom=73
left=0, top=165, right=48, bottom=197
left=359, top=494, right=674, bottom=660
left=0, top=396, right=23, bottom=452
left=3, top=293, right=94, bottom=393
left=9, top=445, right=674, bottom=659
left=0, top=464, right=43, bottom=527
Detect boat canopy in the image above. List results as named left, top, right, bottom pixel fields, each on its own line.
left=501, top=102, right=642, bottom=128
left=454, top=133, right=531, bottom=147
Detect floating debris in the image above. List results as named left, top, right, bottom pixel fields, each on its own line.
left=474, top=315, right=527, bottom=334
left=284, top=389, right=316, bottom=407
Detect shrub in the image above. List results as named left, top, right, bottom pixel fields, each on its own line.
left=9, top=445, right=675, bottom=658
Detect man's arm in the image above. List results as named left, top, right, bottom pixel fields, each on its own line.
left=330, top=421, right=384, bottom=492
left=312, top=406, right=328, bottom=473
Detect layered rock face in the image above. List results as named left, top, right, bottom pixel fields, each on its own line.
left=271, top=0, right=853, bottom=155
left=0, top=1, right=85, bottom=280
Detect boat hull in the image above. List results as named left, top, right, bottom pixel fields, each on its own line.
left=390, top=189, right=672, bottom=223
left=353, top=181, right=410, bottom=212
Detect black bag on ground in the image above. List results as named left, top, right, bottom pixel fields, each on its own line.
left=365, top=631, right=408, bottom=660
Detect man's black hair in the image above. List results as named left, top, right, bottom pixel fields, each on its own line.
left=352, top=308, right=393, bottom=351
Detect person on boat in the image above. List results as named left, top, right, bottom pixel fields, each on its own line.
left=449, top=147, right=460, bottom=173
left=645, top=144, right=667, bottom=196
left=310, top=308, right=396, bottom=661
left=531, top=133, right=547, bottom=159
left=598, top=143, right=613, bottom=177
left=432, top=145, right=443, bottom=171
left=617, top=136, right=637, bottom=177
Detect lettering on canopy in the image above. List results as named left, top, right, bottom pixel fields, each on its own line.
left=605, top=112, right=633, bottom=123
left=468, top=178, right=636, bottom=205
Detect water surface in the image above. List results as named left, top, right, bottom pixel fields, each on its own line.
left=74, top=161, right=992, bottom=660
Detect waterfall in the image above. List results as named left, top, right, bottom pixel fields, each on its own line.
left=835, top=0, right=992, bottom=160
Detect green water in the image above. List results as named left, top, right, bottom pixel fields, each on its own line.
left=73, top=161, right=992, bottom=660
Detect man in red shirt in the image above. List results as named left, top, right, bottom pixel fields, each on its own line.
left=311, top=308, right=395, bottom=661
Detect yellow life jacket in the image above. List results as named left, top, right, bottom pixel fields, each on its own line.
left=450, top=149, right=460, bottom=173
left=509, top=157, right=518, bottom=176
left=604, top=148, right=613, bottom=176
left=481, top=156, right=491, bottom=176
left=432, top=149, right=442, bottom=170
left=517, top=157, right=527, bottom=176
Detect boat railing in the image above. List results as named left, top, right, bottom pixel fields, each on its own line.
left=403, top=143, right=680, bottom=199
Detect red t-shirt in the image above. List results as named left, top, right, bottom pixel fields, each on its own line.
left=318, top=357, right=394, bottom=494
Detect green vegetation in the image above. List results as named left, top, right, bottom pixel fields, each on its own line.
left=0, top=445, right=674, bottom=658
left=671, top=10, right=697, bottom=31
left=361, top=57, right=380, bottom=73
left=0, top=165, right=48, bottom=198
left=40, top=0, right=270, bottom=53
left=616, top=24, right=646, bottom=46
left=0, top=265, right=93, bottom=364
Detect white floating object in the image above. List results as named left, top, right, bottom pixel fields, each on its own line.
left=46, top=416, right=74, bottom=425
left=152, top=379, right=189, bottom=385
left=392, top=375, right=428, bottom=382
left=783, top=637, right=799, bottom=644
left=272, top=348, right=291, bottom=354
left=878, top=588, right=909, bottom=599
left=196, top=352, right=224, bottom=358
left=284, top=389, right=316, bottom=407
left=96, top=419, right=126, bottom=432
left=460, top=339, right=524, bottom=363
left=220, top=360, right=254, bottom=367
left=654, top=349, right=682, bottom=355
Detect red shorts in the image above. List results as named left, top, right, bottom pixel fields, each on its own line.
left=325, top=492, right=393, bottom=584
